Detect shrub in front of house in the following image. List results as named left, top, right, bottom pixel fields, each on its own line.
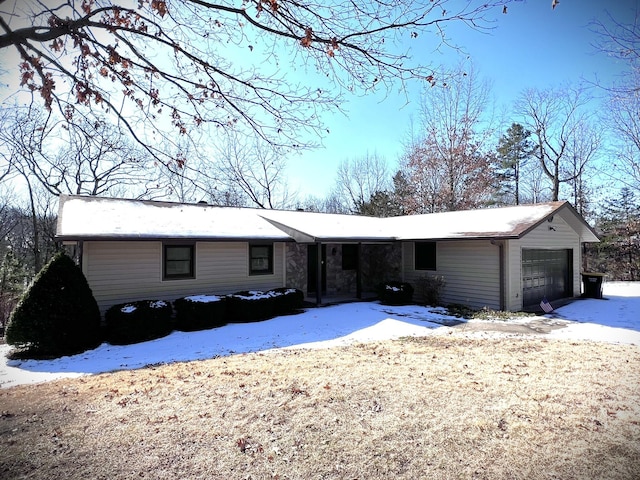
left=267, top=288, right=305, bottom=315
left=376, top=281, right=414, bottom=305
left=174, top=295, right=227, bottom=331
left=415, top=275, right=446, bottom=306
left=105, top=300, right=173, bottom=345
left=5, top=252, right=102, bottom=358
left=226, top=290, right=276, bottom=323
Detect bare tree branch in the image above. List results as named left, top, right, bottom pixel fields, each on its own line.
left=0, top=105, right=163, bottom=198
left=0, top=0, right=516, bottom=158
left=515, top=84, right=598, bottom=201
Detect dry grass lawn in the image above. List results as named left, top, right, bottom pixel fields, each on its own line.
left=1, top=335, right=639, bottom=479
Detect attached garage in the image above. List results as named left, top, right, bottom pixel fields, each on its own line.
left=390, top=201, right=599, bottom=312
left=522, top=249, right=573, bottom=307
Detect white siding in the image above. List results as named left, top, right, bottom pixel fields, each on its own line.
left=83, top=241, right=286, bottom=315
left=403, top=240, right=501, bottom=310
left=505, top=212, right=581, bottom=311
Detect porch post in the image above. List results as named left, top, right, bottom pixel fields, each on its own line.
left=356, top=243, right=362, bottom=299
left=316, top=241, right=322, bottom=305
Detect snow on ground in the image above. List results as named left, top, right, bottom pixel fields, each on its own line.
left=1, top=282, right=638, bottom=389
left=547, top=282, right=640, bottom=344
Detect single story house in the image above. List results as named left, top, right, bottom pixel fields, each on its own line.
left=56, top=195, right=599, bottom=315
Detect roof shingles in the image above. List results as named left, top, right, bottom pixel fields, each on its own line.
left=56, top=195, right=599, bottom=243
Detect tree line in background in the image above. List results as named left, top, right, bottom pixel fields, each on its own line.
left=0, top=1, right=638, bottom=327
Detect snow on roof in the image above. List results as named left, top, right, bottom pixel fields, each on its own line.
left=385, top=203, right=560, bottom=240
left=258, top=209, right=393, bottom=242
left=56, top=196, right=291, bottom=240
left=57, top=195, right=597, bottom=243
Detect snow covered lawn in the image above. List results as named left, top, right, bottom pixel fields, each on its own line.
left=1, top=282, right=638, bottom=389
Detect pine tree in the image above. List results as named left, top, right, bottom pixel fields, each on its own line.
left=357, top=191, right=404, bottom=217
left=6, top=252, right=102, bottom=357
left=496, top=123, right=535, bottom=205
left=592, top=188, right=640, bottom=280
left=0, top=249, right=27, bottom=333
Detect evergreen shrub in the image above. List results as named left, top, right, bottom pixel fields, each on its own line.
left=415, top=275, right=446, bottom=306
left=267, top=287, right=304, bottom=315
left=174, top=295, right=227, bottom=331
left=376, top=281, right=414, bottom=305
left=105, top=300, right=173, bottom=345
left=226, top=290, right=275, bottom=323
left=5, top=252, right=102, bottom=358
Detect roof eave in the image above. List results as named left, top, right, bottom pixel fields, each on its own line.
left=311, top=237, right=397, bottom=243
left=55, top=234, right=293, bottom=242
left=398, top=234, right=520, bottom=242
left=555, top=202, right=601, bottom=243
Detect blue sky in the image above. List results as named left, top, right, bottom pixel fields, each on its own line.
left=285, top=0, right=638, bottom=199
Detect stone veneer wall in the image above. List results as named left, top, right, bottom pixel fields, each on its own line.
left=285, top=242, right=403, bottom=297
left=325, top=244, right=357, bottom=295
left=360, top=243, right=402, bottom=292
left=285, top=243, right=307, bottom=293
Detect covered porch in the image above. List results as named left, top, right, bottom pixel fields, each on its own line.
left=260, top=211, right=402, bottom=306
left=285, top=241, right=402, bottom=306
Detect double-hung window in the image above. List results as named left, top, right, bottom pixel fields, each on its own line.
left=250, top=244, right=273, bottom=275
left=164, top=244, right=195, bottom=279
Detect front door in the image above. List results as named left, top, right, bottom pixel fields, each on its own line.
left=307, top=244, right=326, bottom=294
left=522, top=249, right=573, bottom=307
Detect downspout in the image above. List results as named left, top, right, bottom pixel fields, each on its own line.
left=282, top=243, right=287, bottom=288
left=491, top=240, right=505, bottom=311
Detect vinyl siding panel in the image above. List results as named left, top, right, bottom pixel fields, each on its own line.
left=403, top=240, right=501, bottom=310
left=83, top=241, right=285, bottom=315
left=505, top=212, right=581, bottom=311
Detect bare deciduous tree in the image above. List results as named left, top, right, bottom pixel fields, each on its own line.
left=332, top=153, right=390, bottom=213
left=590, top=7, right=640, bottom=193
left=590, top=7, right=639, bottom=96
left=603, top=87, right=640, bottom=193
left=207, top=132, right=294, bottom=209
left=298, top=193, right=346, bottom=214
left=0, top=106, right=159, bottom=198
left=518, top=156, right=552, bottom=204
left=399, top=64, right=496, bottom=213
left=0, top=0, right=516, bottom=158
left=565, top=122, right=601, bottom=215
left=515, top=85, right=599, bottom=201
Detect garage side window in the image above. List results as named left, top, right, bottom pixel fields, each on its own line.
left=415, top=241, right=436, bottom=270
left=164, top=244, right=195, bottom=279
left=250, top=244, right=273, bottom=275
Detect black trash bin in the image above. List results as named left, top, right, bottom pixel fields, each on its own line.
left=581, top=272, right=605, bottom=299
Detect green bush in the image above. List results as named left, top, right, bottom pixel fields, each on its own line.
left=267, top=288, right=305, bottom=315
left=105, top=300, right=173, bottom=345
left=376, top=281, right=414, bottom=305
left=5, top=252, right=102, bottom=358
left=174, top=295, right=227, bottom=331
left=226, top=290, right=275, bottom=323
left=415, top=275, right=446, bottom=306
